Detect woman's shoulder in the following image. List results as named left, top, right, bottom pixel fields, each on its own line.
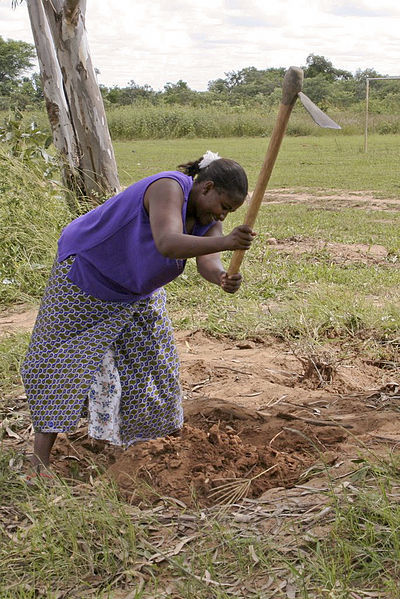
left=128, top=171, right=192, bottom=201
left=145, top=170, right=192, bottom=188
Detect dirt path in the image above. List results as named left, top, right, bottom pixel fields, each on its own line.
left=0, top=305, right=38, bottom=335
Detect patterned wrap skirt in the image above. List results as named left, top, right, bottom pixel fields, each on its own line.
left=21, top=257, right=183, bottom=446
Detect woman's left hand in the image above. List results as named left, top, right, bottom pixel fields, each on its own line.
left=220, top=272, right=242, bottom=293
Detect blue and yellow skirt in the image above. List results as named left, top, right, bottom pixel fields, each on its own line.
left=21, top=258, right=183, bottom=446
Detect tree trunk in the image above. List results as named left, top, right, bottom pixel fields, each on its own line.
left=27, top=0, right=120, bottom=205
left=27, top=0, right=81, bottom=212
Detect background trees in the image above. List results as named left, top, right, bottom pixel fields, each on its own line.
left=303, top=54, right=352, bottom=81
left=2, top=33, right=399, bottom=121
left=0, top=36, right=40, bottom=109
left=3, top=33, right=399, bottom=114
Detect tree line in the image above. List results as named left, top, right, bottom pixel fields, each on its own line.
left=1, top=36, right=399, bottom=112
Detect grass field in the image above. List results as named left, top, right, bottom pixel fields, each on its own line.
left=114, top=134, right=400, bottom=195
left=113, top=135, right=400, bottom=344
left=2, top=133, right=400, bottom=371
left=1, top=132, right=400, bottom=597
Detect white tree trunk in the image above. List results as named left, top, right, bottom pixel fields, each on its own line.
left=27, top=0, right=82, bottom=211
left=28, top=0, right=120, bottom=204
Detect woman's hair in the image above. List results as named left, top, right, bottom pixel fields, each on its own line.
left=178, top=157, right=248, bottom=198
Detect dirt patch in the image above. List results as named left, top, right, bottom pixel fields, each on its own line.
left=260, top=187, right=400, bottom=213
left=265, top=236, right=390, bottom=265
left=0, top=305, right=37, bottom=336
left=7, top=330, right=392, bottom=508
left=107, top=400, right=345, bottom=507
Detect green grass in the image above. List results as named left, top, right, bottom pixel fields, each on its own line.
left=114, top=134, right=400, bottom=195
left=164, top=200, right=400, bottom=341
left=0, top=462, right=141, bottom=597
left=0, top=147, right=70, bottom=305
left=298, top=459, right=400, bottom=597
left=166, top=260, right=400, bottom=343
left=0, top=331, right=31, bottom=392
left=255, top=203, right=400, bottom=252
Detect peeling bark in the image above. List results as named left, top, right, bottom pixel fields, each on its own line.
left=27, top=0, right=76, bottom=166
left=27, top=0, right=120, bottom=205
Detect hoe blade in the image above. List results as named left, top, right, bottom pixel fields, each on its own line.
left=298, top=91, right=341, bottom=129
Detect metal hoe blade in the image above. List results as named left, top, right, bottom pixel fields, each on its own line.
left=298, top=91, right=341, bottom=129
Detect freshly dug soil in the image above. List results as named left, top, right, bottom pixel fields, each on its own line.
left=107, top=399, right=345, bottom=507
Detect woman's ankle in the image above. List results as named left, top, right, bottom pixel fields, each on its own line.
left=32, top=431, right=58, bottom=469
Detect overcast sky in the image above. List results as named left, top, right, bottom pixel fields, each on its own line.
left=1, top=0, right=400, bottom=91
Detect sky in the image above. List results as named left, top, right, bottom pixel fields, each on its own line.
left=1, top=0, right=400, bottom=91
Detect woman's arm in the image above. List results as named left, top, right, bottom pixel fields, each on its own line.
left=146, top=179, right=253, bottom=260
left=195, top=221, right=225, bottom=284
left=196, top=222, right=244, bottom=294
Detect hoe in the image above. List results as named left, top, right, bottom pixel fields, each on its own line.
left=228, top=66, right=341, bottom=276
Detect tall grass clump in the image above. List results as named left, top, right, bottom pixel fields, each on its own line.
left=4, top=103, right=400, bottom=141
left=107, top=103, right=339, bottom=140
left=106, top=103, right=400, bottom=140
left=106, top=103, right=277, bottom=139
left=0, top=115, right=71, bottom=305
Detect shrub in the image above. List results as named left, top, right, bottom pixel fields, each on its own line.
left=0, top=112, right=71, bottom=304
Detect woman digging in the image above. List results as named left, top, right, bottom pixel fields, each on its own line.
left=21, top=151, right=255, bottom=481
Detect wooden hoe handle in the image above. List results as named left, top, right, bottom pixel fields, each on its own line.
left=227, top=66, right=304, bottom=276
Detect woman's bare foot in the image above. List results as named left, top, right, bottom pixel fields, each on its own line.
left=23, top=432, right=58, bottom=486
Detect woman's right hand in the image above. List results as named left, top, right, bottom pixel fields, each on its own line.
left=224, top=225, right=256, bottom=251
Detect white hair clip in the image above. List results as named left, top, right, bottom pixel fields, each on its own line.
left=199, top=150, right=221, bottom=169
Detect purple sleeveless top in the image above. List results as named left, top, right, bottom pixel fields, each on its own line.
left=57, top=171, right=213, bottom=303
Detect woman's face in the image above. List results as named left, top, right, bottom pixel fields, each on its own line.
left=193, top=181, right=245, bottom=225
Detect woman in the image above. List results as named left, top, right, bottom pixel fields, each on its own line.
left=21, top=150, right=256, bottom=476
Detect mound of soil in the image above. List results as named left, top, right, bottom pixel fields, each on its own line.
left=107, top=399, right=345, bottom=506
